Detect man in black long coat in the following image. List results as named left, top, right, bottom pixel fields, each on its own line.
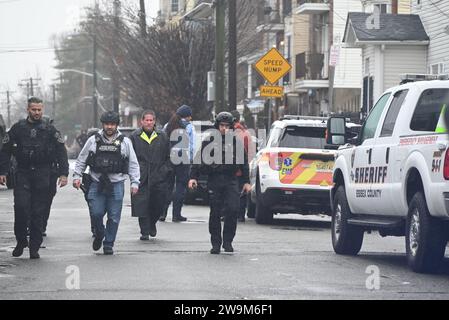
left=129, top=110, right=172, bottom=240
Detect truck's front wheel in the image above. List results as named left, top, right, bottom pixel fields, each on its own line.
left=406, top=192, right=446, bottom=273
left=332, top=186, right=364, bottom=255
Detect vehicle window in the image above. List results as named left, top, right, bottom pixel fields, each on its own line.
left=279, top=126, right=326, bottom=149
left=410, top=89, right=449, bottom=132
left=361, top=93, right=391, bottom=143
left=267, top=127, right=282, bottom=147
left=380, top=90, right=408, bottom=137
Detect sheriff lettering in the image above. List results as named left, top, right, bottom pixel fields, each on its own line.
left=354, top=166, right=388, bottom=184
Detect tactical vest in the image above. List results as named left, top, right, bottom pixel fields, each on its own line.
left=15, top=119, right=55, bottom=168
left=206, top=135, right=240, bottom=175
left=87, top=133, right=128, bottom=174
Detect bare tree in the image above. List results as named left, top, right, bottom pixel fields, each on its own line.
left=82, top=4, right=215, bottom=123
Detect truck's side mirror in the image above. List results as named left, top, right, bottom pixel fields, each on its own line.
left=326, top=117, right=346, bottom=146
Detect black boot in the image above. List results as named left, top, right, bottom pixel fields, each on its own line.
left=29, top=250, right=40, bottom=259
left=223, top=242, right=234, bottom=253
left=149, top=224, right=157, bottom=237
left=12, top=242, right=28, bottom=257
left=210, top=246, right=221, bottom=254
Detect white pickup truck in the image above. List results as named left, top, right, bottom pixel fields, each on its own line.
left=327, top=80, right=449, bottom=273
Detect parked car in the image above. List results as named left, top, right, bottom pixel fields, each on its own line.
left=248, top=115, right=360, bottom=224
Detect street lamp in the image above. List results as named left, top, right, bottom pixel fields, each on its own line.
left=57, top=69, right=111, bottom=81
left=57, top=68, right=111, bottom=128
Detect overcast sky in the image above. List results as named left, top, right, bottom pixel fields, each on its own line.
left=0, top=0, right=159, bottom=95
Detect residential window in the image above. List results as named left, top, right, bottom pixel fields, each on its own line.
left=361, top=93, right=391, bottom=143
left=380, top=90, right=409, bottom=137
left=410, top=89, right=449, bottom=132
left=430, top=63, right=443, bottom=75
left=171, top=0, right=179, bottom=13
left=364, top=58, right=370, bottom=76
left=374, top=3, right=391, bottom=13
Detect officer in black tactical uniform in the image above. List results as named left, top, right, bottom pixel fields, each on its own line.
left=41, top=116, right=58, bottom=237
left=0, top=97, right=69, bottom=259
left=189, top=112, right=251, bottom=254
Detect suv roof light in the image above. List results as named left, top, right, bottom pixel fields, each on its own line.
left=281, top=115, right=327, bottom=122
left=400, top=74, right=439, bottom=84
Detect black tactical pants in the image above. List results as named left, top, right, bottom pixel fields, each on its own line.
left=42, top=172, right=58, bottom=233
left=208, top=174, right=240, bottom=248
left=14, top=168, right=51, bottom=252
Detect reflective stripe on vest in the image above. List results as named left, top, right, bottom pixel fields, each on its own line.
left=140, top=131, right=158, bottom=145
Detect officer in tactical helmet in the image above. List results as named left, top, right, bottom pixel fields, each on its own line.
left=0, top=97, right=69, bottom=259
left=189, top=112, right=251, bottom=254
left=73, top=111, right=140, bottom=255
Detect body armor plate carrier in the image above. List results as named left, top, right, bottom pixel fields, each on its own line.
left=87, top=133, right=128, bottom=174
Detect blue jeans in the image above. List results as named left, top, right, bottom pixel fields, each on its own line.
left=87, top=181, right=125, bottom=248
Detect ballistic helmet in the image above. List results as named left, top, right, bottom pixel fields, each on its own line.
left=100, top=111, right=120, bottom=125
left=214, top=112, right=235, bottom=129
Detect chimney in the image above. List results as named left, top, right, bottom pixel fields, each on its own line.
left=392, top=0, right=398, bottom=14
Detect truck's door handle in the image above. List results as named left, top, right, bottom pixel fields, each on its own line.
left=368, top=148, right=372, bottom=164
left=386, top=147, right=390, bottom=164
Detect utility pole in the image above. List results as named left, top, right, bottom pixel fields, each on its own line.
left=112, top=0, right=121, bottom=113
left=6, top=91, right=11, bottom=127
left=139, top=0, right=147, bottom=37
left=328, top=0, right=335, bottom=115
left=215, top=0, right=226, bottom=114
left=92, top=0, right=100, bottom=127
left=19, top=78, right=40, bottom=98
left=228, top=0, right=237, bottom=112
left=93, top=33, right=98, bottom=127
left=51, top=85, right=56, bottom=120
left=0, top=91, right=13, bottom=127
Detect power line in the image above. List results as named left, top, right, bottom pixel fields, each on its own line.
left=0, top=0, right=24, bottom=4
left=0, top=46, right=91, bottom=54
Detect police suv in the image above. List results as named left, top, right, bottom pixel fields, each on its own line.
left=248, top=115, right=359, bottom=224
left=327, top=76, right=449, bottom=273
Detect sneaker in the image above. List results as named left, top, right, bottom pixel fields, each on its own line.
left=210, top=246, right=221, bottom=254
left=159, top=216, right=166, bottom=222
left=140, top=235, right=150, bottom=241
left=223, top=243, right=234, bottom=253
left=12, top=242, right=28, bottom=257
left=103, top=246, right=114, bottom=255
left=92, top=237, right=103, bottom=251
left=29, top=250, right=40, bottom=259
left=149, top=224, right=157, bottom=237
left=173, top=216, right=187, bottom=222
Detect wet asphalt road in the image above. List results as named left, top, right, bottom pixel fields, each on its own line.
left=1, top=168, right=449, bottom=300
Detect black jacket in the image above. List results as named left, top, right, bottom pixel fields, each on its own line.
left=190, top=133, right=249, bottom=184
left=129, top=128, right=172, bottom=188
left=0, top=118, right=69, bottom=176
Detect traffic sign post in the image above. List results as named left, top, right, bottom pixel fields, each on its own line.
left=253, top=48, right=292, bottom=129
left=260, top=85, right=284, bottom=98
left=254, top=48, right=292, bottom=86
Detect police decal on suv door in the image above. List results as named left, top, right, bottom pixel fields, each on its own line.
left=354, top=166, right=387, bottom=184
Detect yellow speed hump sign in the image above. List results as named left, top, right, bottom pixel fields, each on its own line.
left=260, top=85, right=284, bottom=98
left=254, top=48, right=292, bottom=85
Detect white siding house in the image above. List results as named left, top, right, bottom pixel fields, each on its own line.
left=411, top=0, right=449, bottom=75
left=343, top=13, right=429, bottom=115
